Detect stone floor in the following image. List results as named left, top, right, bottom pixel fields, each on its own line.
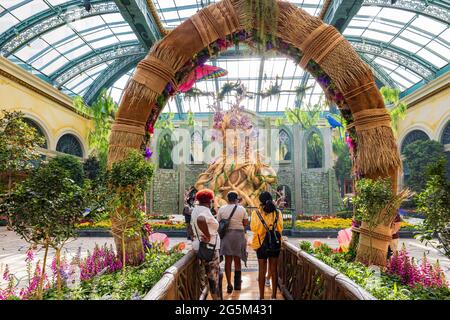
left=1, top=226, right=449, bottom=293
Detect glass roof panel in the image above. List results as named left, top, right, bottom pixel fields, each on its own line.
left=1, top=0, right=448, bottom=116
left=1, top=1, right=140, bottom=95
left=152, top=0, right=325, bottom=29
left=346, top=3, right=449, bottom=91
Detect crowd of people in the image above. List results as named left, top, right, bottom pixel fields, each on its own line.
left=183, top=187, right=283, bottom=300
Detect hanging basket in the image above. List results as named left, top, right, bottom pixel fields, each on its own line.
left=354, top=221, right=392, bottom=267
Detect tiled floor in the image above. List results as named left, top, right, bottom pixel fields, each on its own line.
left=1, top=227, right=449, bottom=299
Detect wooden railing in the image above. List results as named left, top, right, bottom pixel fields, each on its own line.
left=144, top=250, right=208, bottom=300
left=278, top=241, right=376, bottom=300
left=145, top=242, right=375, bottom=300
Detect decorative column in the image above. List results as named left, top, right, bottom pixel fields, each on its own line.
left=178, top=163, right=186, bottom=215
left=293, top=123, right=304, bottom=216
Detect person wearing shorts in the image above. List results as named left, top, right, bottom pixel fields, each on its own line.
left=250, top=192, right=283, bottom=300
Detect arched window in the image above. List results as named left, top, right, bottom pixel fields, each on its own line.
left=307, top=131, right=323, bottom=169
left=441, top=121, right=450, bottom=146
left=56, top=134, right=83, bottom=157
left=23, top=118, right=48, bottom=149
left=401, top=130, right=430, bottom=153
left=278, top=129, right=292, bottom=161
left=159, top=132, right=174, bottom=169
left=191, top=131, right=203, bottom=163
left=276, top=185, right=292, bottom=208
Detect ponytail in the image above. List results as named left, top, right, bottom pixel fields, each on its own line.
left=263, top=200, right=277, bottom=213
left=259, top=191, right=277, bottom=213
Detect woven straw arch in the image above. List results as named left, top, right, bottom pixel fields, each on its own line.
left=108, top=0, right=401, bottom=186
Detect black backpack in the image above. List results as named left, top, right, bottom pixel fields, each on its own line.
left=256, top=210, right=281, bottom=255
left=218, top=205, right=238, bottom=239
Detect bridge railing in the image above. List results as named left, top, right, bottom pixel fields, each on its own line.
left=144, top=250, right=208, bottom=300
left=278, top=241, right=376, bottom=300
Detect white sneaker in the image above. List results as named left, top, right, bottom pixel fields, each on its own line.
left=265, top=279, right=271, bottom=287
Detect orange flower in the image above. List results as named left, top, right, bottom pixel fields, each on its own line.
left=313, top=240, right=322, bottom=248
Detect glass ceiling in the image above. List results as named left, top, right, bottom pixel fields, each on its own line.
left=1, top=0, right=449, bottom=115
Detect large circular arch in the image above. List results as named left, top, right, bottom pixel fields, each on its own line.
left=109, top=0, right=401, bottom=187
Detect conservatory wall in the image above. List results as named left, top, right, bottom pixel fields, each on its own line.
left=0, top=57, right=91, bottom=159
left=397, top=71, right=450, bottom=187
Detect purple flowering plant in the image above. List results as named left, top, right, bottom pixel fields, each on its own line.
left=386, top=246, right=448, bottom=289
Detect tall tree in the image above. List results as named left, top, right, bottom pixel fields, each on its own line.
left=1, top=159, right=88, bottom=298
left=0, top=110, right=44, bottom=194
left=83, top=90, right=117, bottom=167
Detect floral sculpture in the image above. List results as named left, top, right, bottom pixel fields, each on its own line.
left=195, top=85, right=277, bottom=208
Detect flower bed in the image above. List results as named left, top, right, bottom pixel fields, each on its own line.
left=1, top=244, right=184, bottom=300
left=76, top=219, right=186, bottom=231
left=299, top=241, right=450, bottom=300
left=76, top=217, right=415, bottom=232
left=147, top=214, right=174, bottom=220
left=150, top=221, right=186, bottom=230
left=76, top=220, right=112, bottom=229
left=283, top=216, right=416, bottom=230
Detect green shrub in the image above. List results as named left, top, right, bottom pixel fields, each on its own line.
left=49, top=155, right=85, bottom=186
left=415, top=158, right=450, bottom=258
left=403, top=140, right=445, bottom=193
left=336, top=210, right=353, bottom=219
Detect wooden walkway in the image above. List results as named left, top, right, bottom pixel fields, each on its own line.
left=211, top=247, right=285, bottom=300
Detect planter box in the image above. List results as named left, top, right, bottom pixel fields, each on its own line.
left=75, top=228, right=188, bottom=237
left=75, top=228, right=418, bottom=238
left=284, top=229, right=417, bottom=238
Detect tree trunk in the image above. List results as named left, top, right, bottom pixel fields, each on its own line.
left=7, top=170, right=12, bottom=195
left=38, top=242, right=49, bottom=300
left=111, top=215, right=144, bottom=267
left=56, top=248, right=62, bottom=295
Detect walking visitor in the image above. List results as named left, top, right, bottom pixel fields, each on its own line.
left=250, top=191, right=283, bottom=300
left=183, top=187, right=196, bottom=240
left=218, top=191, right=249, bottom=294
left=191, top=189, right=222, bottom=300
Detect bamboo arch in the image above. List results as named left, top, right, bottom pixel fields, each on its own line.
left=108, top=0, right=402, bottom=266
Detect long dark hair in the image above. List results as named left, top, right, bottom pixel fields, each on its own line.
left=259, top=191, right=277, bottom=213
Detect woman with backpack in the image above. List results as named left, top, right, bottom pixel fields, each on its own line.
left=218, top=191, right=249, bottom=294
left=250, top=191, right=283, bottom=300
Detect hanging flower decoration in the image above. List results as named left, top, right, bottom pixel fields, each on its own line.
left=144, top=147, right=153, bottom=160
left=345, top=135, right=355, bottom=151
left=147, top=123, right=154, bottom=135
